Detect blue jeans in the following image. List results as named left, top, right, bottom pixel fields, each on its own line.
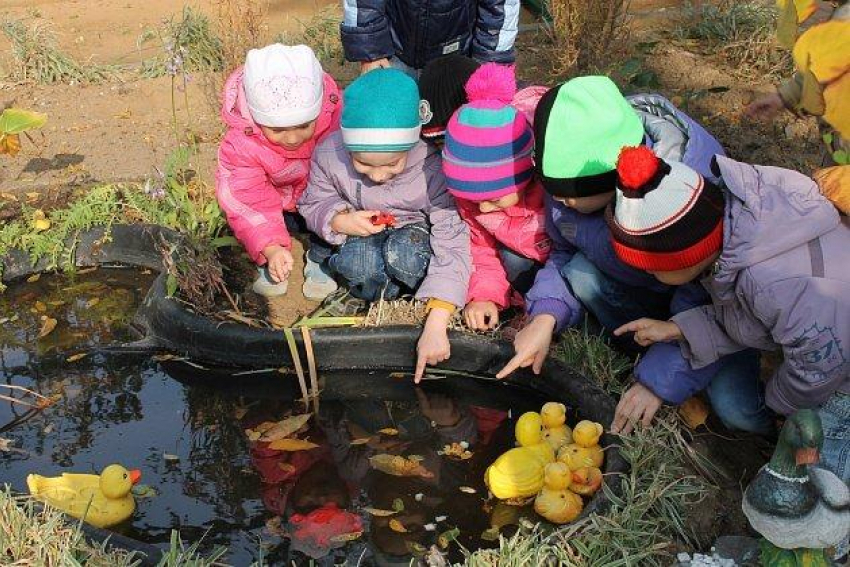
left=819, top=392, right=850, bottom=483
left=499, top=247, right=542, bottom=295
left=328, top=223, right=430, bottom=302
left=705, top=351, right=776, bottom=436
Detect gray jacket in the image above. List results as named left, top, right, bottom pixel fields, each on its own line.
left=672, top=156, right=850, bottom=415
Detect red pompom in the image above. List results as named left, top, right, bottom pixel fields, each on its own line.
left=617, top=146, right=660, bottom=192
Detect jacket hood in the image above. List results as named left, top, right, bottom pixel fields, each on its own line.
left=220, top=67, right=341, bottom=159
left=710, top=156, right=840, bottom=296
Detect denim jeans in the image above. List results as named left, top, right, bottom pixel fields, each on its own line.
left=498, top=247, right=542, bottom=295
left=705, top=350, right=776, bottom=436
left=328, top=223, right=430, bottom=302
left=819, top=392, right=850, bottom=484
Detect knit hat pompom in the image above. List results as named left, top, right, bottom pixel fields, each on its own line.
left=464, top=63, right=517, bottom=105
left=617, top=146, right=661, bottom=194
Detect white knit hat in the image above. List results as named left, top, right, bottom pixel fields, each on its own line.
left=243, top=44, right=324, bottom=127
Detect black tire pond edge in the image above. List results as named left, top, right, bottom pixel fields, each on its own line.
left=2, top=224, right=629, bottom=560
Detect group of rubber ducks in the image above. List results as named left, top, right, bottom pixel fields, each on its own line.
left=484, top=402, right=605, bottom=524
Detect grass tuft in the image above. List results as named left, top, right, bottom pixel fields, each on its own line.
left=1, top=19, right=116, bottom=84
left=139, top=7, right=225, bottom=78
left=277, top=6, right=344, bottom=65
left=674, top=0, right=792, bottom=79
left=544, top=0, right=631, bottom=76
left=553, top=324, right=634, bottom=396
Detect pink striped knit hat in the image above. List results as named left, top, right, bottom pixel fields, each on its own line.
left=442, top=64, right=535, bottom=201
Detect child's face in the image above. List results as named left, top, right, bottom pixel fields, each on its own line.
left=647, top=253, right=720, bottom=285
left=553, top=191, right=614, bottom=214
left=352, top=152, right=408, bottom=184
left=478, top=193, right=520, bottom=213
left=259, top=120, right=317, bottom=150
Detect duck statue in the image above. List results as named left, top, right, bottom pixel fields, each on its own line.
left=534, top=462, right=584, bottom=524
left=485, top=412, right=555, bottom=499
left=742, top=409, right=849, bottom=566
left=540, top=402, right=573, bottom=451
left=558, top=420, right=604, bottom=470
left=27, top=464, right=142, bottom=528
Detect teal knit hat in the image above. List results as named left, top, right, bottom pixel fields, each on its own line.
left=533, top=76, right=644, bottom=198
left=341, top=68, right=423, bottom=153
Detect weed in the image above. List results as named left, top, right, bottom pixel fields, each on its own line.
left=544, top=0, right=631, bottom=76
left=157, top=530, right=227, bottom=567
left=674, top=0, right=792, bottom=79
left=1, top=19, right=116, bottom=84
left=214, top=0, right=269, bottom=73
left=277, top=6, right=344, bottom=65
left=139, top=7, right=225, bottom=79
left=554, top=324, right=633, bottom=396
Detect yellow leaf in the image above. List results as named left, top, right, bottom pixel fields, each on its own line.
left=0, top=133, right=21, bottom=156
left=0, top=192, right=18, bottom=202
left=25, top=192, right=40, bottom=200
left=85, top=297, right=101, bottom=308
left=329, top=531, right=363, bottom=543
left=800, top=64, right=826, bottom=116
left=260, top=413, right=312, bottom=442
left=388, top=519, right=408, bottom=533
left=678, top=397, right=710, bottom=429
left=38, top=317, right=57, bottom=338
left=369, top=454, right=434, bottom=479
left=350, top=437, right=372, bottom=445
left=278, top=463, right=296, bottom=474
left=378, top=428, right=399, bottom=436
left=363, top=507, right=398, bottom=517
left=245, top=429, right=261, bottom=442
left=26, top=273, right=41, bottom=283
left=35, top=301, right=47, bottom=313
left=776, top=0, right=798, bottom=49
left=32, top=210, right=50, bottom=232
left=267, top=438, right=319, bottom=451
left=66, top=353, right=87, bottom=362
left=254, top=421, right=277, bottom=434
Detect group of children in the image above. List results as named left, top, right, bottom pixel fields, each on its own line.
left=216, top=37, right=849, bottom=486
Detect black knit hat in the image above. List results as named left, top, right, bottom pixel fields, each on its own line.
left=419, top=54, right=481, bottom=141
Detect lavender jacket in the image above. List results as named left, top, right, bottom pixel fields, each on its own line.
left=672, top=156, right=850, bottom=415
left=297, top=132, right=471, bottom=308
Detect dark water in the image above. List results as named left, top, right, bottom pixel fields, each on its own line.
left=0, top=270, right=554, bottom=566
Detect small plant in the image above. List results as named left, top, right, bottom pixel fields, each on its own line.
left=544, top=0, right=631, bottom=76
left=215, top=0, right=269, bottom=73
left=277, top=6, right=344, bottom=65
left=675, top=0, right=793, bottom=79
left=139, top=7, right=225, bottom=79
left=554, top=324, right=634, bottom=396
left=0, top=108, right=47, bottom=156
left=1, top=19, right=116, bottom=84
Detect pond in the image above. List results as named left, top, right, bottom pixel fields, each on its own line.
left=0, top=269, right=580, bottom=565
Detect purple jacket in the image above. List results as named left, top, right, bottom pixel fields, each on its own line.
left=526, top=94, right=726, bottom=329
left=297, top=132, right=471, bottom=308
left=672, top=156, right=850, bottom=415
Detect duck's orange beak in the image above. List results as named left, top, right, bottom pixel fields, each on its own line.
left=795, top=448, right=819, bottom=466
left=129, top=469, right=142, bottom=485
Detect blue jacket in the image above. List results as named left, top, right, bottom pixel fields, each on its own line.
left=525, top=94, right=738, bottom=404
left=340, top=0, right=520, bottom=69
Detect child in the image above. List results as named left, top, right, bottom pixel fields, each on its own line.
left=418, top=54, right=549, bottom=145
left=442, top=63, right=551, bottom=330
left=340, top=0, right=520, bottom=77
left=607, top=147, right=850, bottom=483
left=496, top=77, right=768, bottom=438
left=298, top=68, right=472, bottom=382
left=216, top=44, right=341, bottom=303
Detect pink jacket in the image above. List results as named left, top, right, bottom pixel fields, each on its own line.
left=457, top=178, right=551, bottom=308
left=215, top=67, right=342, bottom=264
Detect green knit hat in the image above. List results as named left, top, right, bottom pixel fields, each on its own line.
left=533, top=76, right=644, bottom=198
left=341, top=68, right=423, bottom=153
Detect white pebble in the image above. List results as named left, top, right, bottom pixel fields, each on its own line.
left=435, top=515, right=447, bottom=522
left=414, top=493, right=424, bottom=502
left=677, top=553, right=691, bottom=563
left=424, top=523, right=436, bottom=531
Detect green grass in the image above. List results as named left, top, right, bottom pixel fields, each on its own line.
left=139, top=6, right=225, bottom=78
left=2, top=19, right=117, bottom=84
left=277, top=6, right=344, bottom=65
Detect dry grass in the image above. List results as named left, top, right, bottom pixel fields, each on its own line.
left=214, top=0, right=269, bottom=73
left=276, top=6, right=344, bottom=65
left=545, top=0, right=631, bottom=76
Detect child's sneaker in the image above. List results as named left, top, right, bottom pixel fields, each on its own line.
left=302, top=257, right=338, bottom=300
left=252, top=266, right=289, bottom=297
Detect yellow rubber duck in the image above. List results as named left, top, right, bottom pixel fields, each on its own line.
left=570, top=467, right=603, bottom=496
left=484, top=412, right=555, bottom=499
left=557, top=420, right=604, bottom=470
left=27, top=464, right=141, bottom=528
left=540, top=402, right=573, bottom=451
left=534, top=462, right=584, bottom=524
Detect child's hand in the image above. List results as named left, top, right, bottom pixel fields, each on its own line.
left=263, top=245, right=294, bottom=283
left=496, top=314, right=556, bottom=378
left=414, top=308, right=452, bottom=383
left=611, top=383, right=663, bottom=435
left=744, top=92, right=785, bottom=120
left=463, top=301, right=499, bottom=331
left=331, top=210, right=387, bottom=237
left=614, top=318, right=682, bottom=347
left=360, top=58, right=390, bottom=75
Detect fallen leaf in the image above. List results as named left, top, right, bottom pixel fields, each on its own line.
left=38, top=317, right=57, bottom=338
left=459, top=486, right=477, bottom=494
left=389, top=519, right=408, bottom=533
left=254, top=421, right=277, bottom=434
left=678, top=397, right=710, bottom=429
left=260, top=413, right=312, bottom=442
left=132, top=484, right=158, bottom=498
left=378, top=428, right=399, bottom=436
left=350, top=437, right=372, bottom=445
left=363, top=507, right=398, bottom=517
left=0, top=192, right=18, bottom=201
left=481, top=527, right=500, bottom=541
left=440, top=442, right=473, bottom=460
left=85, top=297, right=100, bottom=308
left=392, top=498, right=405, bottom=512
left=26, top=273, right=41, bottom=283
left=66, top=353, right=87, bottom=362
left=277, top=463, right=296, bottom=474
left=267, top=438, right=319, bottom=452
left=25, top=192, right=40, bottom=201
left=438, top=527, right=460, bottom=549
left=163, top=453, right=180, bottom=461
left=369, top=454, right=434, bottom=479
left=0, top=133, right=21, bottom=156
left=36, top=394, right=61, bottom=409
left=32, top=210, right=50, bottom=232
left=407, top=454, right=424, bottom=462
left=34, top=301, right=47, bottom=313
left=329, top=531, right=363, bottom=543
left=245, top=429, right=261, bottom=442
